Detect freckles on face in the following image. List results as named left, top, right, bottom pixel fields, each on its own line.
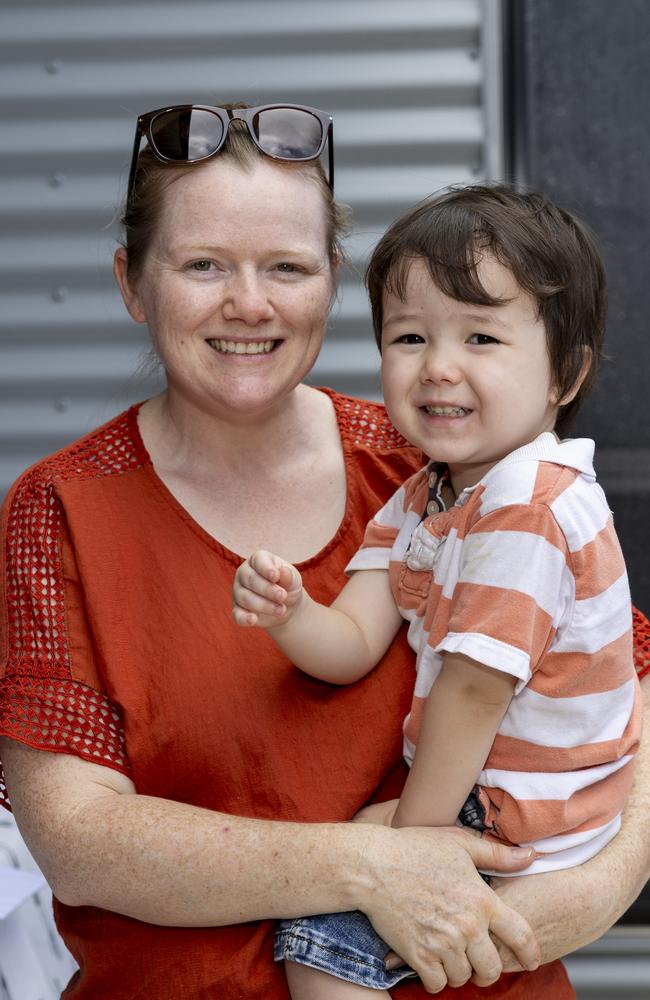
left=126, top=157, right=336, bottom=414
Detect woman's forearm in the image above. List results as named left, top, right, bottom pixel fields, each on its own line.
left=2, top=739, right=370, bottom=925
left=3, top=737, right=542, bottom=985
left=495, top=674, right=650, bottom=967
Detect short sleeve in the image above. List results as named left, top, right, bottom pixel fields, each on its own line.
left=345, top=467, right=429, bottom=573
left=0, top=468, right=130, bottom=807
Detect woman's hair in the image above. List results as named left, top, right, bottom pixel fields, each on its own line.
left=120, top=102, right=350, bottom=281
left=365, top=184, right=607, bottom=436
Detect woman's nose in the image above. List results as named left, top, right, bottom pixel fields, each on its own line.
left=222, top=272, right=274, bottom=325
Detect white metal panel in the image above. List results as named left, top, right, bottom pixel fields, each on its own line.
left=0, top=0, right=499, bottom=497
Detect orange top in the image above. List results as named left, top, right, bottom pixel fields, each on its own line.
left=1, top=389, right=647, bottom=999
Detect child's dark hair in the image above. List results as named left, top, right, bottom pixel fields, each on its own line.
left=365, top=184, right=607, bottom=436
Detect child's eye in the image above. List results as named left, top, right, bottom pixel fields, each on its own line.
left=467, top=333, right=498, bottom=345
left=395, top=333, right=425, bottom=345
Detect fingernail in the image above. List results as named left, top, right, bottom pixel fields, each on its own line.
left=512, top=847, right=534, bottom=858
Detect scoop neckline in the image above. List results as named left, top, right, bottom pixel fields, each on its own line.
left=126, top=387, right=357, bottom=570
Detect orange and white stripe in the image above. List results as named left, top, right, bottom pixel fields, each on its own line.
left=347, top=433, right=641, bottom=875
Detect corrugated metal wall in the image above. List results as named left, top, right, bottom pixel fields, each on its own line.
left=0, top=0, right=502, bottom=497
left=4, top=4, right=646, bottom=997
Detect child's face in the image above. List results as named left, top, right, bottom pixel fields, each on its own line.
left=380, top=254, right=559, bottom=494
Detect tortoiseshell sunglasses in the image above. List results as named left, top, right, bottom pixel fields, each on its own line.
left=127, top=103, right=334, bottom=197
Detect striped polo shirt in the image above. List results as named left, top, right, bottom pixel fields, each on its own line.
left=347, top=432, right=642, bottom=874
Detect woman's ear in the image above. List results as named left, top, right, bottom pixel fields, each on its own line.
left=113, top=248, right=147, bottom=324
left=554, top=346, right=593, bottom=406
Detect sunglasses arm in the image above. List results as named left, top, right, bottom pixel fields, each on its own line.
left=126, top=123, right=144, bottom=202
left=327, top=122, right=334, bottom=192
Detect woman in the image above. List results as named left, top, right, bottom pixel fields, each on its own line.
left=1, top=102, right=649, bottom=999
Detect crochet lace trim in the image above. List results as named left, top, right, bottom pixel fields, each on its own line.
left=633, top=606, right=650, bottom=680
left=1, top=411, right=141, bottom=804
left=334, top=394, right=411, bottom=450
left=4, top=410, right=142, bottom=673
left=0, top=675, right=129, bottom=806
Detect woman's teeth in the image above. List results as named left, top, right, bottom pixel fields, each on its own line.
left=208, top=339, right=276, bottom=354
left=424, top=405, right=469, bottom=417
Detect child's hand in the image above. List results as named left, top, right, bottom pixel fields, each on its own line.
left=232, top=549, right=303, bottom=630
left=353, top=799, right=399, bottom=828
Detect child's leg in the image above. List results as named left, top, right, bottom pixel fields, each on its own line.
left=285, top=961, right=390, bottom=999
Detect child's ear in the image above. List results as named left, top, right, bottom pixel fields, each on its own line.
left=553, top=347, right=593, bottom=406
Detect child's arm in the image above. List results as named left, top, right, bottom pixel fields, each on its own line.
left=392, top=653, right=517, bottom=829
left=232, top=549, right=403, bottom=684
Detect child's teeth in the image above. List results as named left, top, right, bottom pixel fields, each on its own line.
left=425, top=406, right=467, bottom=416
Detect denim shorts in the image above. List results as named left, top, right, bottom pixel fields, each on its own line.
left=274, top=791, right=489, bottom=989
left=274, top=908, right=417, bottom=989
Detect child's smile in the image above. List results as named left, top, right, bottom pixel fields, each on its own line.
left=380, top=255, right=560, bottom=494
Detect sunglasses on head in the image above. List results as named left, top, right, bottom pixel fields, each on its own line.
left=127, top=103, right=334, bottom=199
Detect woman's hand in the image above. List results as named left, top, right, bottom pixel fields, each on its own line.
left=232, top=549, right=303, bottom=629
left=491, top=869, right=600, bottom=971
left=354, top=824, right=540, bottom=993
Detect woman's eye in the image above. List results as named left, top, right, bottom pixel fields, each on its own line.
left=276, top=262, right=298, bottom=273
left=468, top=333, right=498, bottom=345
left=189, top=260, right=215, bottom=272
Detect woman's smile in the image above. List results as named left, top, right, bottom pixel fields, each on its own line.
left=206, top=337, right=279, bottom=355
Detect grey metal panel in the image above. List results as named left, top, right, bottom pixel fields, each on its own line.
left=564, top=928, right=650, bottom=1000
left=0, top=0, right=499, bottom=496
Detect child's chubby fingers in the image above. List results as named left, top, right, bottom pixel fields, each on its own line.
left=248, top=550, right=303, bottom=602
left=234, top=561, right=286, bottom=608
left=248, top=548, right=286, bottom=583
left=232, top=579, right=288, bottom=628
left=275, top=561, right=303, bottom=595
left=232, top=550, right=302, bottom=628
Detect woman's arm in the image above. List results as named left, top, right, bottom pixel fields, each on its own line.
left=233, top=550, right=402, bottom=683
left=494, top=672, right=650, bottom=968
left=392, top=653, right=516, bottom=829
left=1, top=736, right=541, bottom=993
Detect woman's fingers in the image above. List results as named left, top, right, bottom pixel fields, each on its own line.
left=438, top=947, right=473, bottom=988
left=458, top=828, right=535, bottom=874
left=465, top=934, right=503, bottom=987
left=357, top=826, right=541, bottom=992
left=488, top=900, right=541, bottom=972
left=417, top=961, right=448, bottom=994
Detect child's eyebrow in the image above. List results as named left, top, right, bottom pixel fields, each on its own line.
left=462, top=311, right=509, bottom=328
left=382, top=309, right=422, bottom=326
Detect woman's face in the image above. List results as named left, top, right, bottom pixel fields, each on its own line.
left=115, top=157, right=336, bottom=421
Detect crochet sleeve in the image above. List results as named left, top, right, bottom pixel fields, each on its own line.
left=0, top=468, right=131, bottom=807
left=633, top=606, right=650, bottom=680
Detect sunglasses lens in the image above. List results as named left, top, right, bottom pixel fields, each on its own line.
left=150, top=108, right=225, bottom=161
left=253, top=108, right=324, bottom=160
